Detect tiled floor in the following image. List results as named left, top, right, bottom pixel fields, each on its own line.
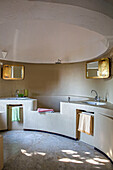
left=0, top=130, right=113, bottom=170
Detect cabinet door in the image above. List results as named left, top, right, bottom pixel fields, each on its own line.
left=0, top=112, right=7, bottom=130
left=95, top=113, right=113, bottom=161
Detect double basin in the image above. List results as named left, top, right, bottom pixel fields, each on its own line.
left=0, top=97, right=106, bottom=105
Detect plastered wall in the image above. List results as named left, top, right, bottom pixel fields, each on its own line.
left=0, top=58, right=113, bottom=110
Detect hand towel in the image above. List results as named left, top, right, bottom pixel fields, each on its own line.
left=12, top=107, right=20, bottom=122
left=78, top=113, right=93, bottom=135
left=37, top=108, right=54, bottom=113
left=39, top=111, right=54, bottom=114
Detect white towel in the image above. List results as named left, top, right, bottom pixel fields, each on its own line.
left=78, top=112, right=93, bottom=135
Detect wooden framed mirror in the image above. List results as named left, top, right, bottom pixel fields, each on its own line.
left=2, top=65, right=24, bottom=80
left=86, top=58, right=110, bottom=79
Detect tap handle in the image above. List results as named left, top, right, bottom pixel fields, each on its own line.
left=68, top=97, right=70, bottom=102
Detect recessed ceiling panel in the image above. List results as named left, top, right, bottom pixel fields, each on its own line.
left=0, top=20, right=108, bottom=63
left=0, top=0, right=112, bottom=63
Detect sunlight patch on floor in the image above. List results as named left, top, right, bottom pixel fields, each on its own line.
left=21, top=149, right=33, bottom=157
left=34, top=152, right=46, bottom=156
left=21, top=149, right=26, bottom=154
left=80, top=157, right=86, bottom=160
left=21, top=149, right=46, bottom=157
left=61, top=150, right=78, bottom=154
left=86, top=159, right=105, bottom=165
left=72, top=154, right=80, bottom=158
left=84, top=152, right=90, bottom=155
left=94, top=158, right=109, bottom=163
left=58, top=158, right=83, bottom=164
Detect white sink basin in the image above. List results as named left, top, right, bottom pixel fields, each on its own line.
left=0, top=97, right=30, bottom=100
left=85, top=101, right=106, bottom=106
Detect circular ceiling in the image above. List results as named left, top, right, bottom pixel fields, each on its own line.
left=0, top=0, right=113, bottom=63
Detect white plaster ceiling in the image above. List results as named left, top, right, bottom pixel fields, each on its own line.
left=0, top=0, right=113, bottom=63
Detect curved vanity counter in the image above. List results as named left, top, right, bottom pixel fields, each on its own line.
left=61, top=101, right=113, bottom=162
left=0, top=97, right=37, bottom=130
left=24, top=100, right=113, bottom=162
left=0, top=98, right=113, bottom=162
left=24, top=108, right=76, bottom=139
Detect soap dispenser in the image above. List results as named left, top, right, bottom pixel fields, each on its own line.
left=24, top=89, right=28, bottom=97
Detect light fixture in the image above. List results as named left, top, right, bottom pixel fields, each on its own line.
left=55, top=59, right=61, bottom=64
left=2, top=51, right=8, bottom=59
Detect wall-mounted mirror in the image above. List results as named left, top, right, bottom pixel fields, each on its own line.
left=2, top=65, right=24, bottom=80
left=86, top=58, right=110, bottom=79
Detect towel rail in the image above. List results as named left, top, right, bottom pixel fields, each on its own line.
left=8, top=104, right=23, bottom=106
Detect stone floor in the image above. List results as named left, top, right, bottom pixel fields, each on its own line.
left=0, top=130, right=113, bottom=170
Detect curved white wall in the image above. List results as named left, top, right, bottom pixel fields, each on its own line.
left=0, top=56, right=113, bottom=111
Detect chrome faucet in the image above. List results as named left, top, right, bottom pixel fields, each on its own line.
left=68, top=97, right=70, bottom=102
left=15, top=89, right=19, bottom=97
left=91, top=90, right=99, bottom=101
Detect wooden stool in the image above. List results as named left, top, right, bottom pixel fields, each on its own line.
left=0, top=135, right=3, bottom=170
